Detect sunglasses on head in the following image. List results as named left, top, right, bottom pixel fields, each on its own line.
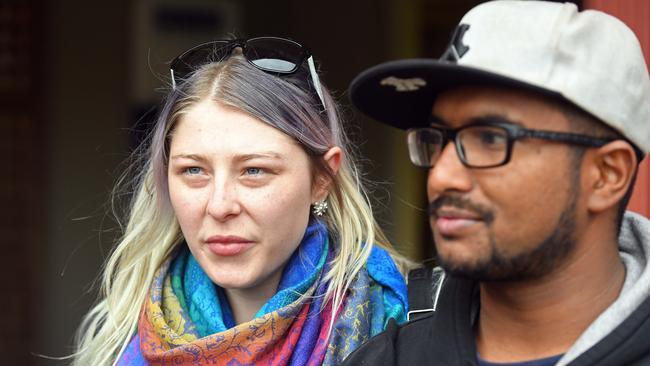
left=170, top=37, right=325, bottom=108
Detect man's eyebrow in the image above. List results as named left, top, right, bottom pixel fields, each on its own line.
left=429, top=114, right=523, bottom=127
left=429, top=115, right=448, bottom=126
left=468, top=114, right=522, bottom=126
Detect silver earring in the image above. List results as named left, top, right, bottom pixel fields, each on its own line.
left=312, top=200, right=328, bottom=216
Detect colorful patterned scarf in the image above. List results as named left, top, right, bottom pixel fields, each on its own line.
left=117, top=221, right=407, bottom=365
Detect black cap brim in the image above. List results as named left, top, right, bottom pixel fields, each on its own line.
left=349, top=58, right=562, bottom=130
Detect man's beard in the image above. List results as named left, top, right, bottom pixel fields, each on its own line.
left=430, top=190, right=578, bottom=282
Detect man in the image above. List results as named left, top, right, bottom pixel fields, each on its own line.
left=343, top=1, right=650, bottom=365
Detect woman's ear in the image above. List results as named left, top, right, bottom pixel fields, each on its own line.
left=312, top=147, right=342, bottom=202
left=586, top=140, right=638, bottom=213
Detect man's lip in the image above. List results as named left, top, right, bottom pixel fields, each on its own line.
left=434, top=207, right=482, bottom=220
left=433, top=207, right=484, bottom=236
left=435, top=216, right=482, bottom=236
left=205, top=235, right=254, bottom=244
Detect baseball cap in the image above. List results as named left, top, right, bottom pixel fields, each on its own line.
left=349, top=0, right=650, bottom=154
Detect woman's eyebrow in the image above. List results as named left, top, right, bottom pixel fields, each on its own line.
left=170, top=153, right=208, bottom=162
left=170, top=152, right=286, bottom=162
left=236, top=152, right=285, bottom=162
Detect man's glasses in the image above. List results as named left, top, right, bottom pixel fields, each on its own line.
left=170, top=37, right=325, bottom=107
left=407, top=117, right=616, bottom=168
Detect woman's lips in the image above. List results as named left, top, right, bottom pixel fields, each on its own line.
left=205, top=235, right=254, bottom=256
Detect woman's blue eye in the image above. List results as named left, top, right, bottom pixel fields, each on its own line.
left=245, top=167, right=263, bottom=175
left=187, top=167, right=202, bottom=175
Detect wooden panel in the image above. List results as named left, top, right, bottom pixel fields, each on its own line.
left=584, top=0, right=650, bottom=217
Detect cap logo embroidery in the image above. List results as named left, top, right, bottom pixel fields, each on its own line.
left=380, top=76, right=427, bottom=91
left=441, top=24, right=470, bottom=63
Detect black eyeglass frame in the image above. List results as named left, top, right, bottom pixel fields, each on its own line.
left=408, top=120, right=618, bottom=169
left=169, top=37, right=325, bottom=107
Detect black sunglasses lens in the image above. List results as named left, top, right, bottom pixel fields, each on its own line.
left=172, top=41, right=231, bottom=79
left=244, top=38, right=304, bottom=73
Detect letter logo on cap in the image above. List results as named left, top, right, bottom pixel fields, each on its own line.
left=380, top=76, right=427, bottom=91
left=441, top=24, right=470, bottom=63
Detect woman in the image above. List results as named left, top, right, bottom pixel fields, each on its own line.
left=73, top=37, right=411, bottom=365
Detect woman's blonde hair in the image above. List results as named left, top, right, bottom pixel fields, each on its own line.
left=72, top=54, right=412, bottom=365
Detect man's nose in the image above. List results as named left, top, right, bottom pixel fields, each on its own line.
left=427, top=142, right=473, bottom=200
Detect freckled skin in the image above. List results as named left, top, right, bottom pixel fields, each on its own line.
left=428, top=87, right=578, bottom=277
left=167, top=101, right=319, bottom=298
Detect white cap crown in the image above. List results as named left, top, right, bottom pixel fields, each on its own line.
left=450, top=0, right=650, bottom=154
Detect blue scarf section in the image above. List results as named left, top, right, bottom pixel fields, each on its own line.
left=170, top=219, right=407, bottom=337
left=367, top=245, right=409, bottom=331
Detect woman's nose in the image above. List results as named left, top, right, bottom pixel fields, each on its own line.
left=206, top=178, right=242, bottom=221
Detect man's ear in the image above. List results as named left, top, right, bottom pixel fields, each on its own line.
left=585, top=140, right=638, bottom=213
left=312, top=147, right=342, bottom=202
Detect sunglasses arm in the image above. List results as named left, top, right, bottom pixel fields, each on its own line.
left=171, top=68, right=177, bottom=90
left=307, top=56, right=326, bottom=109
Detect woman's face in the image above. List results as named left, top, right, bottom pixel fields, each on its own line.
left=168, top=100, right=321, bottom=294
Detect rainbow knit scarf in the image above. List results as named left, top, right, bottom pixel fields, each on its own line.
left=117, top=221, right=407, bottom=365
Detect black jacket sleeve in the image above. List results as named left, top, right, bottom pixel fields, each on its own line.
left=341, top=318, right=399, bottom=366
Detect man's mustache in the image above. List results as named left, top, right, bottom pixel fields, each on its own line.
left=428, top=195, right=495, bottom=224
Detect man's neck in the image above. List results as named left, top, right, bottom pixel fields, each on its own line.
left=475, top=237, right=626, bottom=363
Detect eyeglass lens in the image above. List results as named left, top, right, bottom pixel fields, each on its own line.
left=407, top=129, right=444, bottom=168
left=245, top=38, right=302, bottom=73
left=407, top=125, right=510, bottom=168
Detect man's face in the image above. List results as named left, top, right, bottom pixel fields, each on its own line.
left=428, top=86, right=583, bottom=281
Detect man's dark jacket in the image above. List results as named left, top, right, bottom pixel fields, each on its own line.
left=341, top=213, right=650, bottom=366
